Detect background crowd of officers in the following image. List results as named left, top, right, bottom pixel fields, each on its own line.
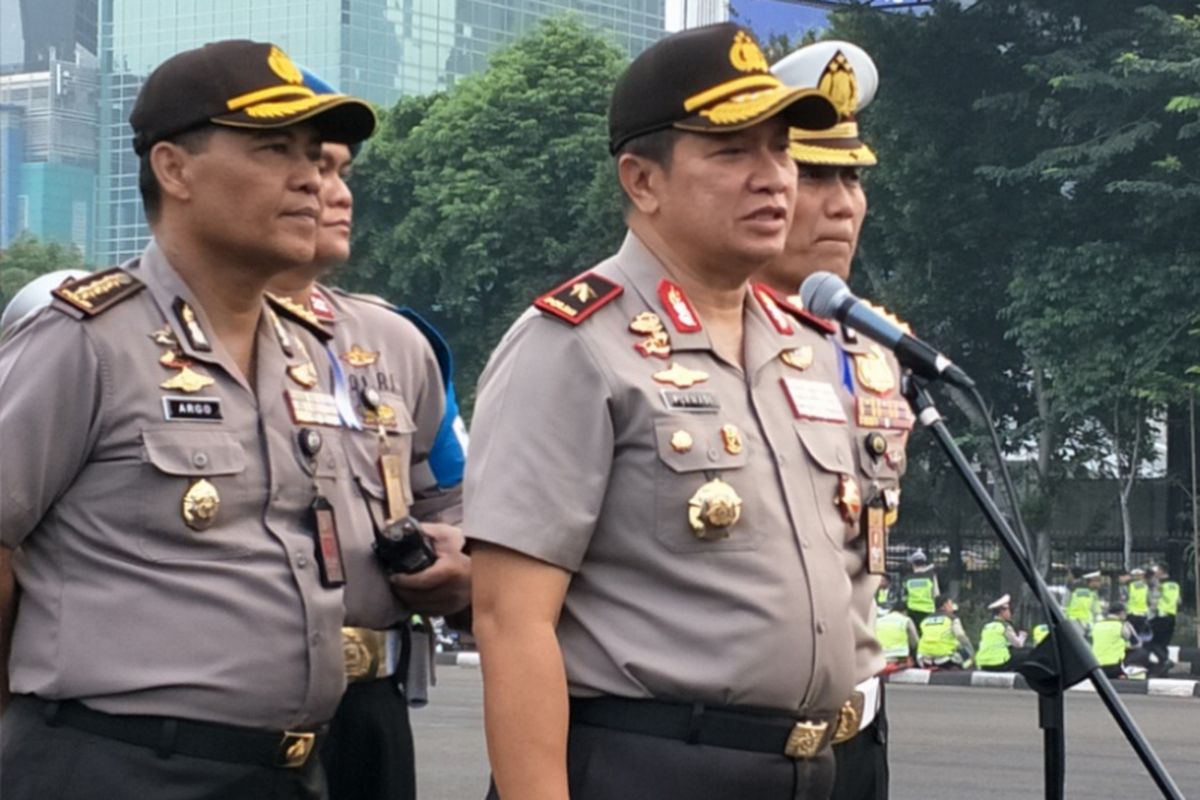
left=875, top=557, right=1184, bottom=680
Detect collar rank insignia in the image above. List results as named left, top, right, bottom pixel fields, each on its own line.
left=629, top=312, right=672, bottom=359
left=310, top=289, right=337, bottom=323
left=658, top=280, right=702, bottom=333
left=172, top=298, right=212, bottom=352
left=51, top=268, right=145, bottom=318
left=340, top=344, right=379, bottom=368
left=534, top=272, right=622, bottom=325
left=266, top=292, right=333, bottom=343
left=652, top=362, right=709, bottom=389
left=265, top=307, right=295, bottom=358
left=763, top=288, right=838, bottom=336
left=752, top=285, right=794, bottom=335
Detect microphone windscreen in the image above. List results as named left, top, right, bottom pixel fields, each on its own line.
left=800, top=271, right=850, bottom=319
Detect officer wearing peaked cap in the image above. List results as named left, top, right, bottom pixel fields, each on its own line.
left=0, top=40, right=375, bottom=800
left=759, top=40, right=901, bottom=800
left=976, top=594, right=1029, bottom=672
left=467, top=22, right=858, bottom=800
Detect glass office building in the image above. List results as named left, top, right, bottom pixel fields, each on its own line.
left=96, top=0, right=723, bottom=265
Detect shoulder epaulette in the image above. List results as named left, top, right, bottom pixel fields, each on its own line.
left=863, top=300, right=913, bottom=335
left=52, top=268, right=144, bottom=318
left=533, top=271, right=622, bottom=325
left=754, top=284, right=837, bottom=336
left=265, top=292, right=333, bottom=343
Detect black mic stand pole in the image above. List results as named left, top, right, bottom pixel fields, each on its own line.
left=902, top=376, right=1184, bottom=800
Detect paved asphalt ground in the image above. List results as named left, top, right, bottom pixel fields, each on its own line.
left=411, top=666, right=1200, bottom=799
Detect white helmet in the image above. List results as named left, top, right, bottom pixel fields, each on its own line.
left=1, top=269, right=91, bottom=337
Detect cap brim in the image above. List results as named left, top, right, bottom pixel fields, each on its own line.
left=789, top=138, right=876, bottom=167
left=674, top=86, right=837, bottom=137
left=212, top=94, right=377, bottom=145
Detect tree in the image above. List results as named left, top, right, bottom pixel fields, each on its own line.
left=345, top=18, right=628, bottom=411
left=0, top=234, right=86, bottom=319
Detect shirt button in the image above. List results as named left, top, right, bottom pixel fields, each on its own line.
left=817, top=621, right=828, bottom=634
left=295, top=551, right=309, bottom=568
left=707, top=449, right=721, bottom=462
left=310, top=632, right=321, bottom=645
left=192, top=452, right=209, bottom=468
left=801, top=539, right=811, bottom=549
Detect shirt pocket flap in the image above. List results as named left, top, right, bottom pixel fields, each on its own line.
left=794, top=423, right=854, bottom=475
left=369, top=392, right=416, bottom=436
left=653, top=419, right=748, bottom=474
left=142, top=429, right=247, bottom=477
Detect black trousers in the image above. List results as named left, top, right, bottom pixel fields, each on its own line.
left=831, top=687, right=889, bottom=800
left=0, top=695, right=326, bottom=800
left=487, top=721, right=836, bottom=800
left=320, top=679, right=415, bottom=800
left=1148, top=616, right=1176, bottom=664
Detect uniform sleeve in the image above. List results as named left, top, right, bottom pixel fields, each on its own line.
left=405, top=332, right=461, bottom=524
left=464, top=316, right=615, bottom=571
left=0, top=309, right=105, bottom=546
left=906, top=619, right=920, bottom=649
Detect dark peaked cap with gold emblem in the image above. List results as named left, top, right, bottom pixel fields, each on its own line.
left=608, top=22, right=838, bottom=155
left=130, top=40, right=377, bottom=156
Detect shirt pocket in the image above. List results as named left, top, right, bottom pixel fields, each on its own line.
left=651, top=418, right=759, bottom=554
left=344, top=394, right=417, bottom=528
left=137, top=428, right=252, bottom=562
left=794, top=422, right=859, bottom=547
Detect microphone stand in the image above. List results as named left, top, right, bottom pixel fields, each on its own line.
left=902, top=376, right=1183, bottom=800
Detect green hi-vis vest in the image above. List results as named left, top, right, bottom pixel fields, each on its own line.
left=1032, top=624, right=1050, bottom=646
left=1126, top=580, right=1149, bottom=616
left=1158, top=581, right=1180, bottom=616
left=905, top=577, right=935, bottom=614
left=1066, top=587, right=1096, bottom=625
left=876, top=612, right=911, bottom=659
left=1091, top=618, right=1126, bottom=667
left=876, top=586, right=890, bottom=606
left=917, top=613, right=957, bottom=658
left=976, top=620, right=1012, bottom=667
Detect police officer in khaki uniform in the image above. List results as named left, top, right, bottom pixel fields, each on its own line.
left=763, top=41, right=906, bottom=800
left=467, top=23, right=860, bottom=800
left=0, top=40, right=375, bottom=800
left=268, top=69, right=471, bottom=800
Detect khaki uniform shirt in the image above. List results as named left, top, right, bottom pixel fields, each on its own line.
left=466, top=232, right=857, bottom=717
left=314, top=286, right=458, bottom=629
left=836, top=328, right=909, bottom=682
left=0, top=241, right=346, bottom=729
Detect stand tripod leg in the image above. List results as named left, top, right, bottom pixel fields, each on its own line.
left=1038, top=693, right=1064, bottom=800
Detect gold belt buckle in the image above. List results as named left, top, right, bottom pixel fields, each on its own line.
left=832, top=691, right=865, bottom=745
left=277, top=731, right=317, bottom=768
left=783, top=719, right=829, bottom=759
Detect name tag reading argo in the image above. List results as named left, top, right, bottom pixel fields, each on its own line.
left=162, top=395, right=223, bottom=422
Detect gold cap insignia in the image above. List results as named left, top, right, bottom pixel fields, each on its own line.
left=781, top=346, right=814, bottom=371
left=267, top=46, right=303, bottom=85
left=182, top=478, right=220, bottom=531
left=161, top=366, right=216, bottom=393
left=340, top=344, right=379, bottom=368
left=818, top=51, right=858, bottom=119
left=730, top=30, right=769, bottom=74
left=653, top=362, right=709, bottom=389
left=688, top=478, right=743, bottom=540
left=670, top=430, right=694, bottom=453
left=721, top=424, right=743, bottom=455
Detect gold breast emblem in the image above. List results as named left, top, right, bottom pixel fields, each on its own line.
left=182, top=478, right=220, bottom=531
left=688, top=478, right=743, bottom=540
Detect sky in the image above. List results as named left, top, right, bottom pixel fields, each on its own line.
left=732, top=0, right=831, bottom=42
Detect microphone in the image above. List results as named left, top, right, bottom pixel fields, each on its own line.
left=801, top=272, right=975, bottom=389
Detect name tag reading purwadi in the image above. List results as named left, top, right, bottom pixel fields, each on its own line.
left=780, top=378, right=847, bottom=424
left=660, top=389, right=721, bottom=413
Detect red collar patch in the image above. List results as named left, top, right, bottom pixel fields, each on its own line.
left=762, top=286, right=838, bottom=336
left=658, top=279, right=701, bottom=333
left=310, top=288, right=337, bottom=323
left=752, top=284, right=794, bottom=335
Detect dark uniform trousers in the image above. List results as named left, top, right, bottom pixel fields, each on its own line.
left=0, top=696, right=327, bottom=800
left=486, top=722, right=836, bottom=800
left=320, top=679, right=415, bottom=800
left=831, top=685, right=888, bottom=800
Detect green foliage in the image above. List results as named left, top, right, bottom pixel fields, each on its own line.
left=344, top=17, right=627, bottom=410
left=0, top=233, right=85, bottom=316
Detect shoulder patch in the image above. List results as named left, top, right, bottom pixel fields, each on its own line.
left=533, top=272, right=622, bottom=325
left=758, top=285, right=837, bottom=336
left=52, top=268, right=144, bottom=318
left=266, top=292, right=333, bottom=343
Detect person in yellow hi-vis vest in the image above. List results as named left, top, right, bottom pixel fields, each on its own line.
left=1148, top=564, right=1180, bottom=670
left=1124, top=567, right=1151, bottom=636
left=976, top=594, right=1029, bottom=672
left=1091, top=603, right=1150, bottom=680
left=903, top=551, right=939, bottom=628
left=916, top=596, right=974, bottom=669
left=875, top=605, right=919, bottom=669
left=1066, top=570, right=1102, bottom=632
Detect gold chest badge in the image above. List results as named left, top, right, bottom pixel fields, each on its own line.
left=629, top=312, right=672, bottom=359
left=836, top=474, right=862, bottom=523
left=182, top=478, right=220, bottom=531
left=653, top=362, right=709, bottom=389
left=340, top=344, right=379, bottom=368
left=670, top=430, right=694, bottom=453
left=721, top=424, right=743, bottom=455
left=161, top=365, right=215, bottom=393
left=781, top=346, right=814, bottom=371
left=688, top=478, right=743, bottom=540
left=854, top=345, right=896, bottom=396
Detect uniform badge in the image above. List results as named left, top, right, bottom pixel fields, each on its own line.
left=752, top=285, right=793, bottom=335
left=883, top=487, right=901, bottom=527
left=854, top=345, right=896, bottom=395
left=855, top=396, right=915, bottom=430
left=721, top=424, right=743, bottom=455
left=310, top=289, right=337, bottom=323
left=172, top=298, right=212, bottom=352
left=661, top=390, right=721, bottom=413
left=836, top=474, right=862, bottom=523
left=265, top=307, right=295, bottom=358
left=629, top=312, right=672, bottom=359
left=182, top=478, right=220, bottom=531
left=285, top=389, right=343, bottom=427
left=160, top=365, right=216, bottom=393
left=52, top=268, right=144, bottom=317
left=534, top=272, right=622, bottom=325
left=159, top=350, right=192, bottom=369
left=670, top=430, right=694, bottom=453
left=149, top=325, right=178, bottom=347
left=288, top=361, right=319, bottom=389
left=340, top=344, right=379, bottom=368
left=658, top=280, right=701, bottom=333
left=363, top=404, right=398, bottom=430
left=687, top=478, right=743, bottom=540
left=781, top=346, right=814, bottom=371
left=653, top=362, right=709, bottom=389
left=781, top=378, right=848, bottom=424
left=162, top=395, right=223, bottom=423
left=865, top=432, right=887, bottom=460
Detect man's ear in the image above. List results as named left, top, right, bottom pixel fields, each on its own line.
left=149, top=141, right=195, bottom=205
left=617, top=153, right=664, bottom=216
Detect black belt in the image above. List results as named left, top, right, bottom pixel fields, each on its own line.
left=569, top=696, right=836, bottom=759
left=26, top=696, right=325, bottom=769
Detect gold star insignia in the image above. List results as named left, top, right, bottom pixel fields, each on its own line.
left=570, top=282, right=598, bottom=303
